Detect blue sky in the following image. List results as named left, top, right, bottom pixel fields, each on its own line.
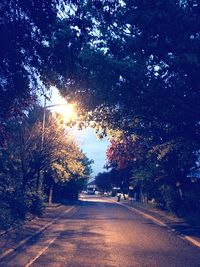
left=76, top=127, right=109, bottom=178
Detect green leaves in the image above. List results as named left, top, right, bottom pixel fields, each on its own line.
left=0, top=105, right=93, bottom=227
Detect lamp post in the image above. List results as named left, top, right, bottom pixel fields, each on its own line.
left=41, top=102, right=75, bottom=148
left=37, top=97, right=75, bottom=192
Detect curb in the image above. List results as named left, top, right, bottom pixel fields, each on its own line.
left=119, top=202, right=167, bottom=227
left=45, top=203, right=62, bottom=208
left=0, top=204, right=77, bottom=261
left=111, top=199, right=200, bottom=250
left=182, top=236, right=200, bottom=249
left=0, top=214, right=37, bottom=238
left=0, top=225, right=21, bottom=238
left=0, top=204, right=63, bottom=238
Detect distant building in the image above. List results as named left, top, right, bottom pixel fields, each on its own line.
left=87, top=180, right=97, bottom=194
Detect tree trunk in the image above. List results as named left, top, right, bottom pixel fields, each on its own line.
left=36, top=169, right=40, bottom=192
left=48, top=183, right=54, bottom=205
left=178, top=187, right=184, bottom=200
left=21, top=157, right=27, bottom=190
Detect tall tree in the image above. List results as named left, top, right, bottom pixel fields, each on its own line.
left=0, top=0, right=85, bottom=143
left=56, top=0, right=200, bottom=189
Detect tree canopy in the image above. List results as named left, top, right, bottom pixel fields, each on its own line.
left=0, top=106, right=93, bottom=228
left=1, top=0, right=200, bottom=218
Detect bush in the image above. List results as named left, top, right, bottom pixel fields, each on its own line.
left=159, top=185, right=183, bottom=216
left=0, top=191, right=24, bottom=229
left=0, top=189, right=45, bottom=230
left=0, top=204, right=18, bottom=230
left=24, top=191, right=45, bottom=217
left=182, top=190, right=200, bottom=215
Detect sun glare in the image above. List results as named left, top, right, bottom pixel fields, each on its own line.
left=48, top=86, right=76, bottom=122
left=54, top=103, right=76, bottom=122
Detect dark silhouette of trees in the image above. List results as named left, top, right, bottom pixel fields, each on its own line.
left=95, top=172, right=112, bottom=193
left=1, top=0, right=200, bottom=218
left=56, top=0, right=200, bottom=215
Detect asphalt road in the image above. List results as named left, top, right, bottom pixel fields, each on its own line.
left=1, top=195, right=200, bottom=267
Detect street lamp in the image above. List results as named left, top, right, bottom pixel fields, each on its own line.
left=41, top=101, right=76, bottom=148
left=37, top=99, right=75, bottom=192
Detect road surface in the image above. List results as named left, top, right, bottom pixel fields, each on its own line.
left=1, top=196, right=200, bottom=267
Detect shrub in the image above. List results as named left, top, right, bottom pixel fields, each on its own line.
left=159, top=185, right=183, bottom=216
left=0, top=189, right=45, bottom=230
left=0, top=191, right=24, bottom=229
left=182, top=190, right=200, bottom=214
left=24, top=191, right=45, bottom=217
left=0, top=204, right=16, bottom=229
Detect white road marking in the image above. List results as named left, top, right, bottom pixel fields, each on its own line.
left=183, top=236, right=200, bottom=249
left=25, top=236, right=58, bottom=267
left=110, top=198, right=200, bottom=249
left=123, top=204, right=167, bottom=227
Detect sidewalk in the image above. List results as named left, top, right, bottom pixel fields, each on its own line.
left=112, top=197, right=200, bottom=249
left=0, top=202, right=78, bottom=260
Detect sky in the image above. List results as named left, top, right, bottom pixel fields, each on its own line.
left=43, top=87, right=109, bottom=178
left=75, top=127, right=109, bottom=177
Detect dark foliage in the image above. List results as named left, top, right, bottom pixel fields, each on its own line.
left=1, top=0, right=200, bottom=219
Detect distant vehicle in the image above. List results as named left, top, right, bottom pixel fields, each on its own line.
left=103, top=192, right=111, bottom=196
left=87, top=189, right=95, bottom=195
